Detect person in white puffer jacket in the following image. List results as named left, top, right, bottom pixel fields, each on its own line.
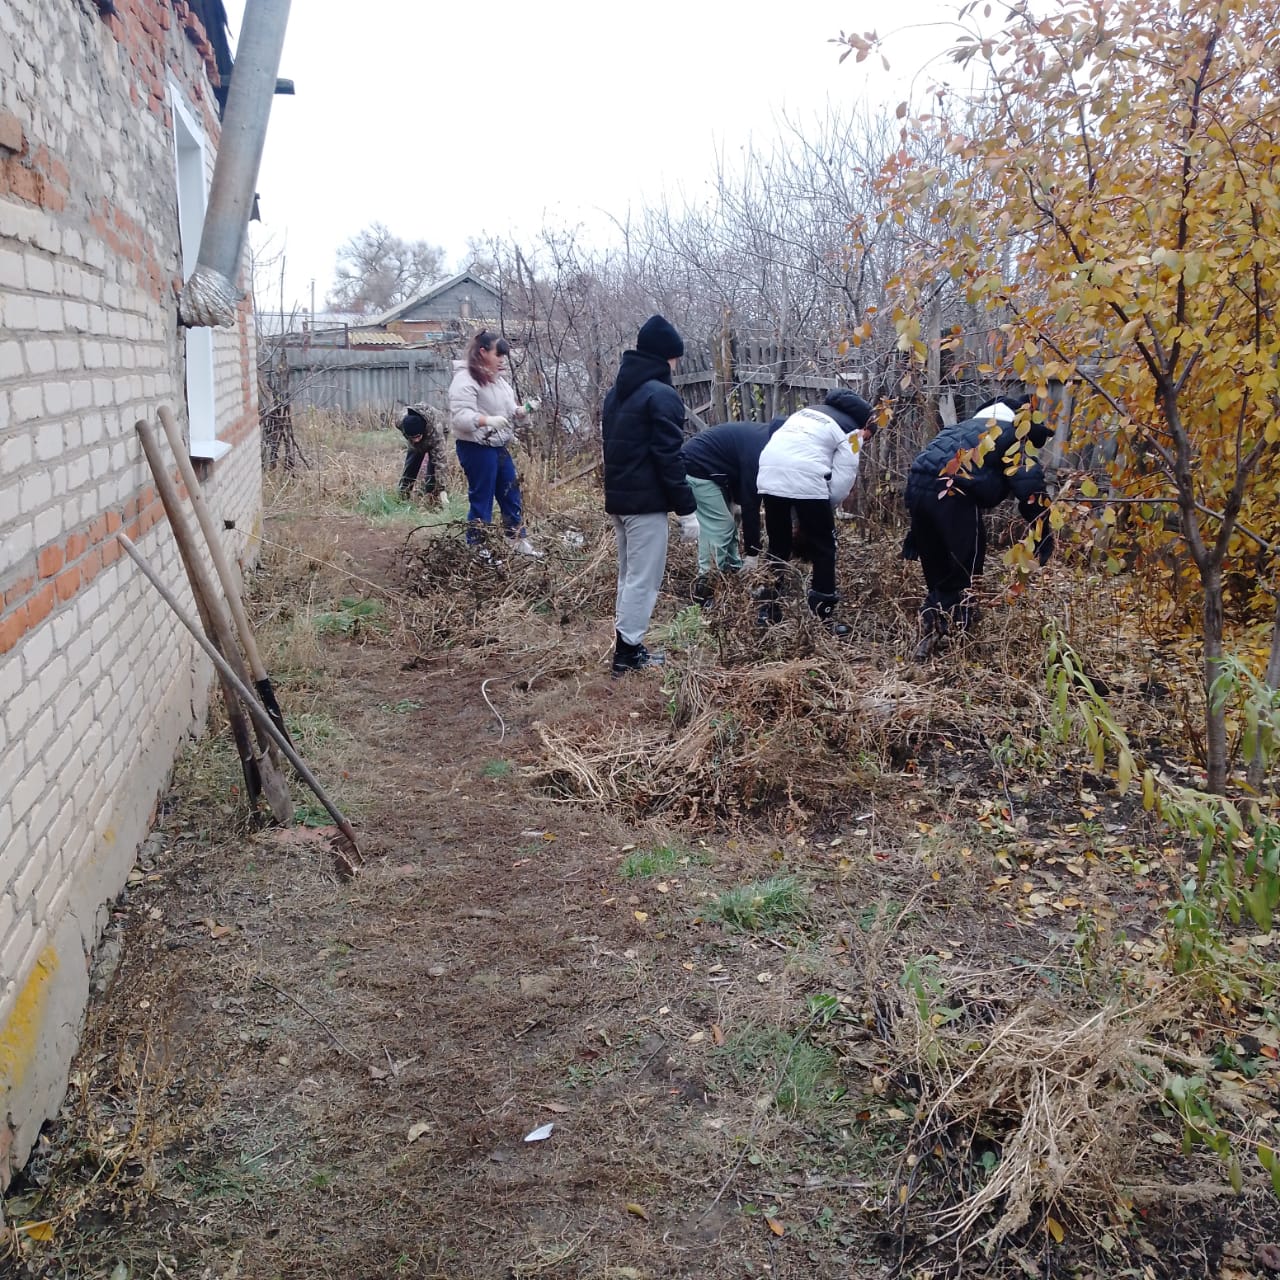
left=449, top=330, right=541, bottom=557
left=756, top=388, right=875, bottom=634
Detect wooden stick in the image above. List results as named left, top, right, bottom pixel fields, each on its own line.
left=155, top=405, right=292, bottom=742
left=135, top=420, right=294, bottom=824
left=550, top=456, right=602, bottom=490
left=118, top=533, right=362, bottom=870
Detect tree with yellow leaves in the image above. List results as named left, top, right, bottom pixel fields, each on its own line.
left=859, top=0, right=1280, bottom=793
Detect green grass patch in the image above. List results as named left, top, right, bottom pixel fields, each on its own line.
left=354, top=486, right=413, bottom=519
left=718, top=1025, right=839, bottom=1115
left=481, top=759, right=513, bottom=779
left=312, top=597, right=387, bottom=637
left=650, top=604, right=706, bottom=649
left=378, top=698, right=423, bottom=714
left=620, top=843, right=703, bottom=878
left=706, top=874, right=808, bottom=932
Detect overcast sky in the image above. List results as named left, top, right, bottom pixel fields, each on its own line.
left=225, top=2, right=971, bottom=312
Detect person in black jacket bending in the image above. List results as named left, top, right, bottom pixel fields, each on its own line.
left=397, top=403, right=448, bottom=503
left=680, top=417, right=781, bottom=598
left=602, top=315, right=699, bottom=676
left=904, top=394, right=1053, bottom=659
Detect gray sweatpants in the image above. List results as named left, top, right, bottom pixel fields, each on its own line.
left=612, top=512, right=669, bottom=645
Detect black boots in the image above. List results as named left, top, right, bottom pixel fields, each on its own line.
left=612, top=632, right=664, bottom=677
left=807, top=590, right=851, bottom=638
left=754, top=589, right=850, bottom=636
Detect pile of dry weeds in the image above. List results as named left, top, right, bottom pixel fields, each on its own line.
left=861, top=949, right=1199, bottom=1272
left=526, top=651, right=969, bottom=824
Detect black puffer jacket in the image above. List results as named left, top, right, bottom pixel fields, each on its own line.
left=681, top=419, right=782, bottom=556
left=602, top=351, right=696, bottom=517
left=905, top=407, right=1051, bottom=519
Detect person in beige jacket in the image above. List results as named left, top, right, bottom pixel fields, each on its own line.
left=448, top=330, right=541, bottom=557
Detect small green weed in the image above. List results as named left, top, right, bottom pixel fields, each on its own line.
left=707, top=875, right=808, bottom=932
left=285, top=710, right=344, bottom=750
left=353, top=487, right=415, bottom=522
left=718, top=1025, right=838, bottom=1115
left=620, top=844, right=701, bottom=878
left=481, top=759, right=512, bottom=779
left=650, top=605, right=706, bottom=650
left=312, top=597, right=386, bottom=637
left=378, top=698, right=423, bottom=714
left=293, top=800, right=332, bottom=828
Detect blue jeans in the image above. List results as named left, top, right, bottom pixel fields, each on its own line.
left=455, top=440, right=524, bottom=542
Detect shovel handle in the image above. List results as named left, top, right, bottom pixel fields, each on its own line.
left=118, top=533, right=361, bottom=866
left=156, top=404, right=268, bottom=683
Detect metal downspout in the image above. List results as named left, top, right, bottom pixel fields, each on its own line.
left=179, top=0, right=291, bottom=328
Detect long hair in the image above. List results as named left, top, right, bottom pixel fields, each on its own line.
left=466, top=329, right=510, bottom=385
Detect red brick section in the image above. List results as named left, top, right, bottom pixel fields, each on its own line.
left=99, top=0, right=223, bottom=127
left=0, top=131, right=70, bottom=212
left=0, top=476, right=185, bottom=657
left=4, top=0, right=222, bottom=213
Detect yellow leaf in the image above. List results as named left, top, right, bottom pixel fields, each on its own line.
left=633, top=910, right=648, bottom=922
left=19, top=1221, right=55, bottom=1242
left=625, top=1201, right=650, bottom=1221
left=766, top=1215, right=785, bottom=1236
left=1046, top=1216, right=1065, bottom=1243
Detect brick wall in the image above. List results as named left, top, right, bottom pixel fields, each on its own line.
left=0, top=0, right=263, bottom=1183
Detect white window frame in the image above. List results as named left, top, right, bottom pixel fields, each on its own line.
left=169, top=81, right=228, bottom=461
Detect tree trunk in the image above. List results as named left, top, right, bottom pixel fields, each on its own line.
left=1203, top=563, right=1229, bottom=793
left=1246, top=587, right=1280, bottom=793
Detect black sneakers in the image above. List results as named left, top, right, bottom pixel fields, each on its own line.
left=612, top=634, right=664, bottom=676
left=807, top=591, right=852, bottom=638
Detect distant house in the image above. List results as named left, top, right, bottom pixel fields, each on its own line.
left=372, top=270, right=504, bottom=343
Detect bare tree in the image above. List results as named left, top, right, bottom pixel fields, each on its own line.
left=327, top=222, right=447, bottom=316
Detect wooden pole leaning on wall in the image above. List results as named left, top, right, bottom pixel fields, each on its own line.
left=134, top=419, right=294, bottom=824
left=118, top=533, right=362, bottom=876
left=155, top=405, right=292, bottom=745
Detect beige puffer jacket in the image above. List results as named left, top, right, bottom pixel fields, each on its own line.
left=449, top=360, right=519, bottom=447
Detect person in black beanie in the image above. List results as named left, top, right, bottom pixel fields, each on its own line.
left=754, top=388, right=876, bottom=635
left=601, top=314, right=699, bottom=675
left=396, top=403, right=448, bottom=503
left=903, top=393, right=1053, bottom=659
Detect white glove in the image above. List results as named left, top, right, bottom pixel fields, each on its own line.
left=523, top=397, right=541, bottom=414
left=479, top=416, right=511, bottom=446
left=741, top=554, right=759, bottom=572
left=678, top=513, right=700, bottom=543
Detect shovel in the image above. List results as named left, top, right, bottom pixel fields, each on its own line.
left=136, top=419, right=294, bottom=824
left=157, top=405, right=292, bottom=744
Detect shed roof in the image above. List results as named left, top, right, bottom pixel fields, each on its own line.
left=370, top=269, right=501, bottom=328
left=348, top=329, right=407, bottom=347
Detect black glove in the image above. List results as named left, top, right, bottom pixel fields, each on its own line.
left=1034, top=529, right=1054, bottom=566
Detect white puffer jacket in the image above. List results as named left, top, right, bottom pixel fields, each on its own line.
left=449, top=360, right=519, bottom=446
left=756, top=406, right=862, bottom=505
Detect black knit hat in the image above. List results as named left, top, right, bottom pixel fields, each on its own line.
left=823, top=388, right=873, bottom=432
left=636, top=314, right=684, bottom=360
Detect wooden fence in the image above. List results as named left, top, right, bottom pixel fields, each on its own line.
left=282, top=347, right=453, bottom=416
left=672, top=336, right=864, bottom=431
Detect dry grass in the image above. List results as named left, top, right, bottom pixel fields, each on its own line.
left=884, top=966, right=1180, bottom=1258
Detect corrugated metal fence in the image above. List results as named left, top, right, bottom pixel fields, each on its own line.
left=284, top=347, right=453, bottom=414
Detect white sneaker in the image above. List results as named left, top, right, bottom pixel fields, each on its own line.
left=513, top=537, right=544, bottom=558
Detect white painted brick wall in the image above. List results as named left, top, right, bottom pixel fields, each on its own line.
left=0, top=0, right=267, bottom=1184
